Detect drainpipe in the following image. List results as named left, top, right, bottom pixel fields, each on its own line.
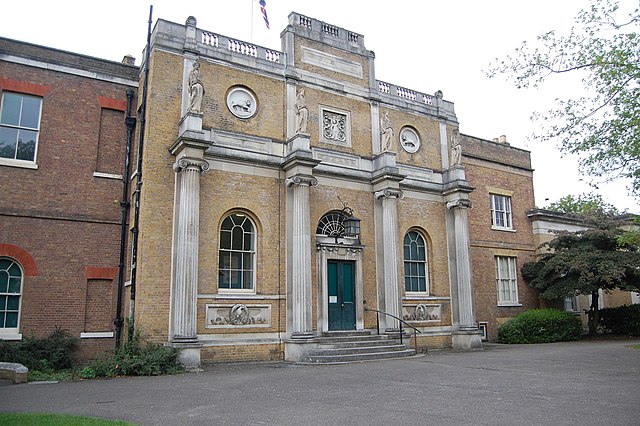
left=114, top=88, right=136, bottom=349
left=128, top=5, right=153, bottom=340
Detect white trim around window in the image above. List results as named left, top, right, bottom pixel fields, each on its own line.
left=495, top=256, right=520, bottom=306
left=490, top=193, right=513, bottom=230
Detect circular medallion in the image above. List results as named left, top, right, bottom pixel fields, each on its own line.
left=226, top=87, right=257, bottom=119
left=400, top=127, right=420, bottom=153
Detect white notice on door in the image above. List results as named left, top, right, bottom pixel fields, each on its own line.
left=329, top=296, right=338, bottom=304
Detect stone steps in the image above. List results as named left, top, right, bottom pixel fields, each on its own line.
left=300, top=331, right=416, bottom=364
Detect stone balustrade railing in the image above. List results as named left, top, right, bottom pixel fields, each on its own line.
left=188, top=22, right=449, bottom=115
left=200, top=30, right=280, bottom=63
left=377, top=80, right=434, bottom=106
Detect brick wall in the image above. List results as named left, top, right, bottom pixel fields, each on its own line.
left=0, top=41, right=136, bottom=361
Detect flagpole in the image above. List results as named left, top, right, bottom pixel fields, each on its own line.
left=250, top=0, right=254, bottom=43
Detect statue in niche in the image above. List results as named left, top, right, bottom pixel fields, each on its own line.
left=450, top=133, right=462, bottom=166
left=380, top=111, right=394, bottom=151
left=295, top=88, right=309, bottom=134
left=188, top=60, right=205, bottom=114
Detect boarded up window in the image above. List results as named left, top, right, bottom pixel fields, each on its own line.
left=96, top=108, right=125, bottom=175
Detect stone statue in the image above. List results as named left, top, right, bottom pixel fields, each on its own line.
left=450, top=134, right=462, bottom=166
left=380, top=111, right=393, bottom=151
left=295, top=88, right=309, bottom=134
left=188, top=60, right=204, bottom=114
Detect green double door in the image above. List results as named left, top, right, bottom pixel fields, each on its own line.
left=327, top=260, right=356, bottom=331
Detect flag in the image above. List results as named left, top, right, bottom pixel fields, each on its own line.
left=259, top=0, right=270, bottom=29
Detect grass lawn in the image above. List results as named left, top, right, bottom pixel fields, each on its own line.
left=628, top=344, right=640, bottom=349
left=0, top=412, right=137, bottom=425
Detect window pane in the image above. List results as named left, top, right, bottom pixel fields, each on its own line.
left=0, top=127, right=18, bottom=159
left=7, top=295, right=19, bottom=310
left=219, top=270, right=230, bottom=288
left=0, top=93, right=21, bottom=126
left=0, top=259, right=11, bottom=270
left=418, top=277, right=426, bottom=292
left=7, top=262, right=20, bottom=277
left=230, top=271, right=241, bottom=289
left=0, top=313, right=4, bottom=327
left=232, top=227, right=243, bottom=250
left=220, top=230, right=231, bottom=250
left=16, top=130, right=37, bottom=161
left=8, top=277, right=20, bottom=293
left=243, top=253, right=253, bottom=271
left=221, top=216, right=233, bottom=231
left=243, top=232, right=253, bottom=251
left=5, top=312, right=18, bottom=327
left=0, top=296, right=6, bottom=310
left=417, top=245, right=426, bottom=261
left=0, top=271, right=8, bottom=293
left=418, top=263, right=426, bottom=277
left=230, top=252, right=242, bottom=268
left=242, top=270, right=253, bottom=289
left=20, top=96, right=41, bottom=128
left=241, top=217, right=253, bottom=233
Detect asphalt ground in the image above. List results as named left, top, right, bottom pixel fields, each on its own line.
left=1, top=340, right=639, bottom=426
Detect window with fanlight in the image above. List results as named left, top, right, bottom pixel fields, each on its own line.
left=218, top=213, right=256, bottom=292
left=0, top=258, right=22, bottom=332
left=403, top=230, right=429, bottom=294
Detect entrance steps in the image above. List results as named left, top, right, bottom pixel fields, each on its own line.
left=300, top=330, right=416, bottom=364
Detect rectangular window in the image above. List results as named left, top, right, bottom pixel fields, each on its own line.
left=0, top=92, right=42, bottom=164
left=495, top=256, right=519, bottom=305
left=490, top=194, right=512, bottom=230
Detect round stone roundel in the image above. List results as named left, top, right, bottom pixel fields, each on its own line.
left=226, top=87, right=257, bottom=119
left=400, top=127, right=420, bottom=153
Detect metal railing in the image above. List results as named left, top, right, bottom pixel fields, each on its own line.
left=364, top=307, right=422, bottom=351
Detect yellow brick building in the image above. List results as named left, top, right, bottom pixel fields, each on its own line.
left=130, top=13, right=539, bottom=366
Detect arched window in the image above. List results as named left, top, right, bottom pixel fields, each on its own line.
left=316, top=211, right=345, bottom=237
left=0, top=258, right=22, bottom=330
left=403, top=231, right=428, bottom=293
left=218, top=213, right=256, bottom=291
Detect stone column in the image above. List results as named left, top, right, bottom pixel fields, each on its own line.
left=285, top=175, right=317, bottom=338
left=375, top=188, right=403, bottom=331
left=446, top=199, right=475, bottom=329
left=447, top=198, right=482, bottom=350
left=171, top=157, right=209, bottom=344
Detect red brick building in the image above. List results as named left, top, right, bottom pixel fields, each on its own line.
left=0, top=37, right=138, bottom=359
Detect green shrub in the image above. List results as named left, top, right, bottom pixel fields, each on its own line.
left=81, top=334, right=184, bottom=378
left=0, top=328, right=78, bottom=370
left=498, top=309, right=582, bottom=344
left=599, top=304, right=640, bottom=336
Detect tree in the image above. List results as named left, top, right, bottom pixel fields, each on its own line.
left=487, top=0, right=640, bottom=195
left=546, top=192, right=621, bottom=216
left=522, top=219, right=640, bottom=336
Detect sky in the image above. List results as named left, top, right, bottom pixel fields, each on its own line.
left=1, top=0, right=637, bottom=212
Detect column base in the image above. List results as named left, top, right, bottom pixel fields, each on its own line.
left=452, top=330, right=483, bottom=351
left=168, top=338, right=203, bottom=371
left=290, top=331, right=315, bottom=340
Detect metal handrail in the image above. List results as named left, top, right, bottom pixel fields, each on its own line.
left=364, top=307, right=422, bottom=351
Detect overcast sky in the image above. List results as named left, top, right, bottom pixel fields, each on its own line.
left=2, top=0, right=637, bottom=212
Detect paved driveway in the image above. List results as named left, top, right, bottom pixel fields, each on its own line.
left=1, top=340, right=639, bottom=425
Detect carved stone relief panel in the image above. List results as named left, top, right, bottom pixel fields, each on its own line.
left=402, top=304, right=442, bottom=322
left=319, top=106, right=351, bottom=147
left=205, top=303, right=271, bottom=328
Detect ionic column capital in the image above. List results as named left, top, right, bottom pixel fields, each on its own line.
left=285, top=175, right=318, bottom=188
left=374, top=188, right=404, bottom=200
left=173, top=157, right=210, bottom=173
left=446, top=199, right=473, bottom=210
